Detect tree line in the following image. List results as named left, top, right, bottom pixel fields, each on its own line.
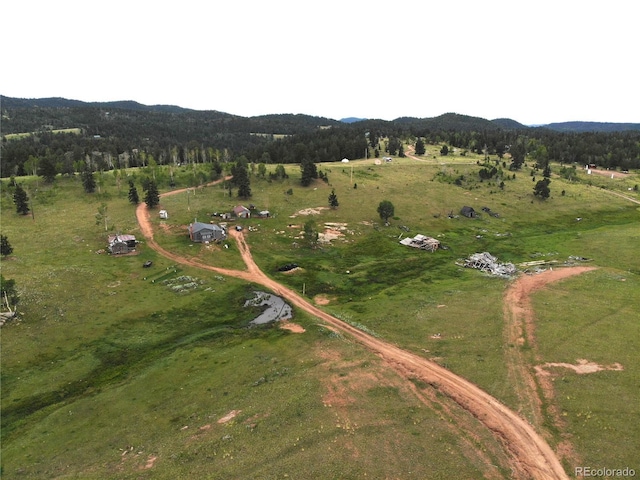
left=3, top=101, right=639, bottom=180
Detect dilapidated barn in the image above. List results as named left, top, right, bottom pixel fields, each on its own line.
left=108, top=234, right=137, bottom=255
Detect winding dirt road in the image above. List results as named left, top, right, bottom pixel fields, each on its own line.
left=136, top=185, right=574, bottom=479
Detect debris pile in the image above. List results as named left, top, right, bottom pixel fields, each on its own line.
left=244, top=291, right=293, bottom=325
left=400, top=234, right=440, bottom=252
left=461, top=252, right=517, bottom=277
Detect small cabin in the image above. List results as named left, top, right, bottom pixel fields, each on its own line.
left=188, top=222, right=226, bottom=243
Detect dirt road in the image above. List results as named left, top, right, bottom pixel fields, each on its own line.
left=136, top=186, right=571, bottom=480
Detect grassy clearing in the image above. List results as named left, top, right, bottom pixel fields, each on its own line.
left=3, top=128, right=82, bottom=140
left=531, top=270, right=640, bottom=470
left=1, top=153, right=638, bottom=477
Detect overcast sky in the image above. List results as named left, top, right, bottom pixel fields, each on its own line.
left=3, top=1, right=637, bottom=125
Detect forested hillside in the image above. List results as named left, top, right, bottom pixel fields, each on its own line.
left=2, top=96, right=639, bottom=178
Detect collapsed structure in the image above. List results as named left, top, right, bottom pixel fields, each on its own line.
left=400, top=234, right=440, bottom=252
left=461, top=252, right=517, bottom=277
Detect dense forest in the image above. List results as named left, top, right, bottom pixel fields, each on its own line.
left=1, top=96, right=639, bottom=178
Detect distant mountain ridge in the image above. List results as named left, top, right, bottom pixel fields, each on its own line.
left=539, top=121, right=640, bottom=133
left=1, top=96, right=638, bottom=133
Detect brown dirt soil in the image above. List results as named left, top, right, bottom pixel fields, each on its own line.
left=136, top=182, right=571, bottom=480
left=535, top=359, right=624, bottom=376
left=218, top=410, right=241, bottom=424
left=313, top=294, right=334, bottom=305
left=279, top=321, right=305, bottom=333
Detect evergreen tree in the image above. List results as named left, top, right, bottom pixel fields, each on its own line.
left=82, top=167, right=96, bottom=193
left=128, top=180, right=140, bottom=204
left=415, top=138, right=426, bottom=155
left=398, top=144, right=405, bottom=158
left=377, top=200, right=395, bottom=223
left=440, top=145, right=449, bottom=156
left=533, top=178, right=551, bottom=199
left=509, top=141, right=526, bottom=170
left=233, top=163, right=252, bottom=198
left=303, top=219, right=319, bottom=248
left=144, top=180, right=160, bottom=208
left=13, top=184, right=30, bottom=215
left=328, top=189, right=339, bottom=209
left=39, top=155, right=58, bottom=183
left=300, top=158, right=318, bottom=186
left=1, top=235, right=13, bottom=257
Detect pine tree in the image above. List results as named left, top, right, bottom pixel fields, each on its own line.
left=300, top=158, right=318, bottom=186
left=82, top=167, right=96, bottom=193
left=233, top=163, right=252, bottom=199
left=533, top=178, right=551, bottom=199
left=415, top=138, right=426, bottom=155
left=144, top=180, right=160, bottom=208
left=13, top=184, right=30, bottom=215
left=303, top=220, right=319, bottom=248
left=1, top=235, right=13, bottom=257
left=328, top=189, right=339, bottom=209
left=128, top=180, right=140, bottom=204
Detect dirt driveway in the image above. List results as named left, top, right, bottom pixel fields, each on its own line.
left=136, top=184, right=572, bottom=480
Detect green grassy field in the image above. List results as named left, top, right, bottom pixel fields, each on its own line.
left=1, top=151, right=638, bottom=478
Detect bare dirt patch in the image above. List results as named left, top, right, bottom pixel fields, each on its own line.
left=141, top=455, right=157, bottom=470
left=280, top=321, right=305, bottom=333
left=314, top=294, right=335, bottom=305
left=535, top=359, right=624, bottom=376
left=588, top=168, right=626, bottom=179
left=218, top=410, right=241, bottom=424
left=289, top=206, right=328, bottom=218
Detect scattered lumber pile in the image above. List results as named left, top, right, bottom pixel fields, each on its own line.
left=400, top=234, right=440, bottom=252
left=460, top=252, right=517, bottom=277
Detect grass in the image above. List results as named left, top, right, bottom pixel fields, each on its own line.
left=1, top=152, right=638, bottom=478
left=531, top=270, right=640, bottom=470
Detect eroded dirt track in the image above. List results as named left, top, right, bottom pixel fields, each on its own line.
left=136, top=188, right=570, bottom=480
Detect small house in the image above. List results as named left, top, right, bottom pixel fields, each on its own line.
left=108, top=234, right=137, bottom=255
left=189, top=222, right=226, bottom=243
left=258, top=210, right=270, bottom=218
left=159, top=210, right=168, bottom=219
left=460, top=206, right=476, bottom=218
left=233, top=205, right=251, bottom=219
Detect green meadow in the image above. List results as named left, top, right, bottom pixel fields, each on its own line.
left=1, top=150, right=638, bottom=478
